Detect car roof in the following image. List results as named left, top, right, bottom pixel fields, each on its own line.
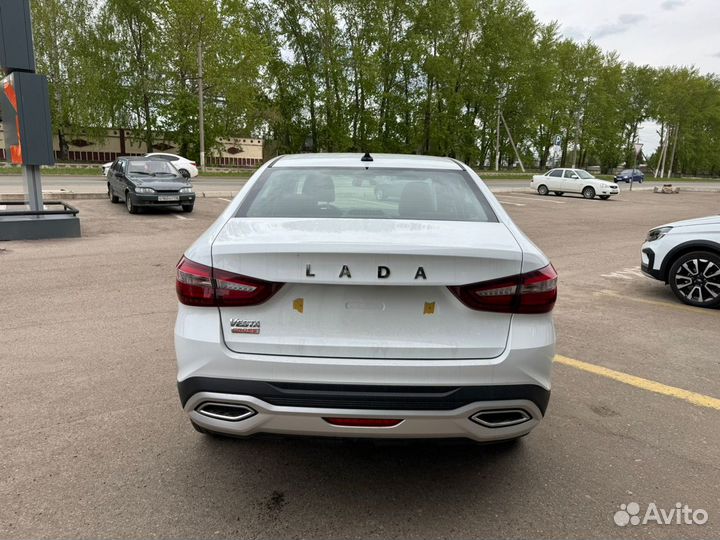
left=272, top=153, right=464, bottom=170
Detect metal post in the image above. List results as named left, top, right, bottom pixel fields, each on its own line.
left=572, top=114, right=581, bottom=168
left=494, top=104, right=500, bottom=172
left=198, top=17, right=206, bottom=173
left=23, top=164, right=43, bottom=212
left=630, top=142, right=643, bottom=192
left=500, top=112, right=525, bottom=173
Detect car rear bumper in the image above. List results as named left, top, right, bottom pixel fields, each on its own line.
left=184, top=389, right=547, bottom=441
left=175, top=305, right=554, bottom=440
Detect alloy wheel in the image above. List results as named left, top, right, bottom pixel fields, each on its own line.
left=673, top=258, right=720, bottom=305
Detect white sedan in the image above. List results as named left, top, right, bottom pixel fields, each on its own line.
left=174, top=153, right=557, bottom=443
left=641, top=215, right=720, bottom=308
left=531, top=168, right=619, bottom=200
left=102, top=153, right=199, bottom=179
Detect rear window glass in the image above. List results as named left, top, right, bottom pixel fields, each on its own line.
left=127, top=159, right=178, bottom=175
left=237, top=168, right=496, bottom=222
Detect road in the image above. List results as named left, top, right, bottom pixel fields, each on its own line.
left=1, top=191, right=719, bottom=538
left=1, top=174, right=719, bottom=194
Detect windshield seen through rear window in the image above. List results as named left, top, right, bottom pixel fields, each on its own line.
left=237, top=168, right=497, bottom=222
left=127, top=160, right=178, bottom=176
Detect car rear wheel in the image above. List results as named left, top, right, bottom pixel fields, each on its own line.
left=553, top=191, right=563, bottom=196
left=599, top=195, right=610, bottom=200
left=126, top=192, right=139, bottom=214
left=668, top=251, right=720, bottom=308
left=179, top=169, right=191, bottom=179
left=582, top=186, right=595, bottom=199
left=182, top=204, right=194, bottom=213
left=108, top=184, right=119, bottom=203
left=537, top=185, right=549, bottom=196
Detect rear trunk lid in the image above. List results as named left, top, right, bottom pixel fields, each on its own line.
left=212, top=218, right=522, bottom=359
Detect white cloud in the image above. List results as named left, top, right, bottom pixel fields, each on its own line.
left=660, top=0, right=684, bottom=10
left=592, top=14, right=646, bottom=39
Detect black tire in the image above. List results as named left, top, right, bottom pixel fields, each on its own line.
left=125, top=192, right=139, bottom=214
left=668, top=251, right=720, bottom=309
left=599, top=195, right=610, bottom=200
left=190, top=419, right=209, bottom=434
left=182, top=204, right=194, bottom=213
left=375, top=187, right=386, bottom=201
left=582, top=186, right=596, bottom=199
left=537, top=184, right=549, bottom=196
left=553, top=191, right=564, bottom=196
left=108, top=184, right=119, bottom=203
left=190, top=420, right=224, bottom=437
left=179, top=168, right=191, bottom=179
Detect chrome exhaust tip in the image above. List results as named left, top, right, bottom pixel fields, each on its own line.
left=196, top=402, right=256, bottom=422
left=470, top=409, right=531, bottom=428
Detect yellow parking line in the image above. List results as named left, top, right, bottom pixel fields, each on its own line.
left=554, top=355, right=720, bottom=411
left=595, top=289, right=720, bottom=316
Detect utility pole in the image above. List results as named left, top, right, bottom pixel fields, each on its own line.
left=500, top=112, right=525, bottom=173
left=571, top=113, right=581, bottom=168
left=494, top=103, right=500, bottom=172
left=666, top=124, right=679, bottom=179
left=630, top=141, right=643, bottom=192
left=197, top=15, right=206, bottom=173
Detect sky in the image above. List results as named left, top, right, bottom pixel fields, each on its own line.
left=524, top=0, right=720, bottom=154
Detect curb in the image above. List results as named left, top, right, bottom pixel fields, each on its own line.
left=0, top=191, right=238, bottom=202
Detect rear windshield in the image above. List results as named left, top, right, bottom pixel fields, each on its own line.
left=237, top=168, right=496, bottom=222
left=127, top=159, right=178, bottom=176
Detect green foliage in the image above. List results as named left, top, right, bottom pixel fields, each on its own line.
left=28, top=0, right=720, bottom=175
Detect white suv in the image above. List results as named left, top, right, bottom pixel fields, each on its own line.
left=174, top=153, right=557, bottom=442
left=642, top=215, right=720, bottom=308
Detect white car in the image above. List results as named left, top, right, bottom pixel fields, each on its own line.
left=531, top=168, right=619, bottom=199
left=102, top=153, right=199, bottom=179
left=174, top=153, right=557, bottom=442
left=641, top=215, right=720, bottom=308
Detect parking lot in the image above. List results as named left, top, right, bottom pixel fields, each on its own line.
left=1, top=190, right=719, bottom=538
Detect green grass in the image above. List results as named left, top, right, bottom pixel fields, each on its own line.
left=0, top=165, right=103, bottom=176
left=477, top=172, right=720, bottom=182
left=0, top=164, right=716, bottom=182
left=0, top=165, right=257, bottom=178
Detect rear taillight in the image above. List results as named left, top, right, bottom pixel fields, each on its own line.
left=448, top=264, right=557, bottom=314
left=176, top=256, right=283, bottom=307
left=176, top=257, right=215, bottom=306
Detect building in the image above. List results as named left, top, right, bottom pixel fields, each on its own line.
left=0, top=126, right=264, bottom=168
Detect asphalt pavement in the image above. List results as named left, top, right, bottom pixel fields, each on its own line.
left=1, top=191, right=719, bottom=538
left=1, top=174, right=719, bottom=195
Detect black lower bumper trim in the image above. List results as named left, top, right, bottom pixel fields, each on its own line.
left=641, top=247, right=662, bottom=280
left=178, top=378, right=551, bottom=415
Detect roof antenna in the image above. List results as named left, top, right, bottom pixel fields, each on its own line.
left=361, top=152, right=373, bottom=162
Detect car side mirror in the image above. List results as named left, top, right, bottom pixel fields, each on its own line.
left=571, top=174, right=579, bottom=179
